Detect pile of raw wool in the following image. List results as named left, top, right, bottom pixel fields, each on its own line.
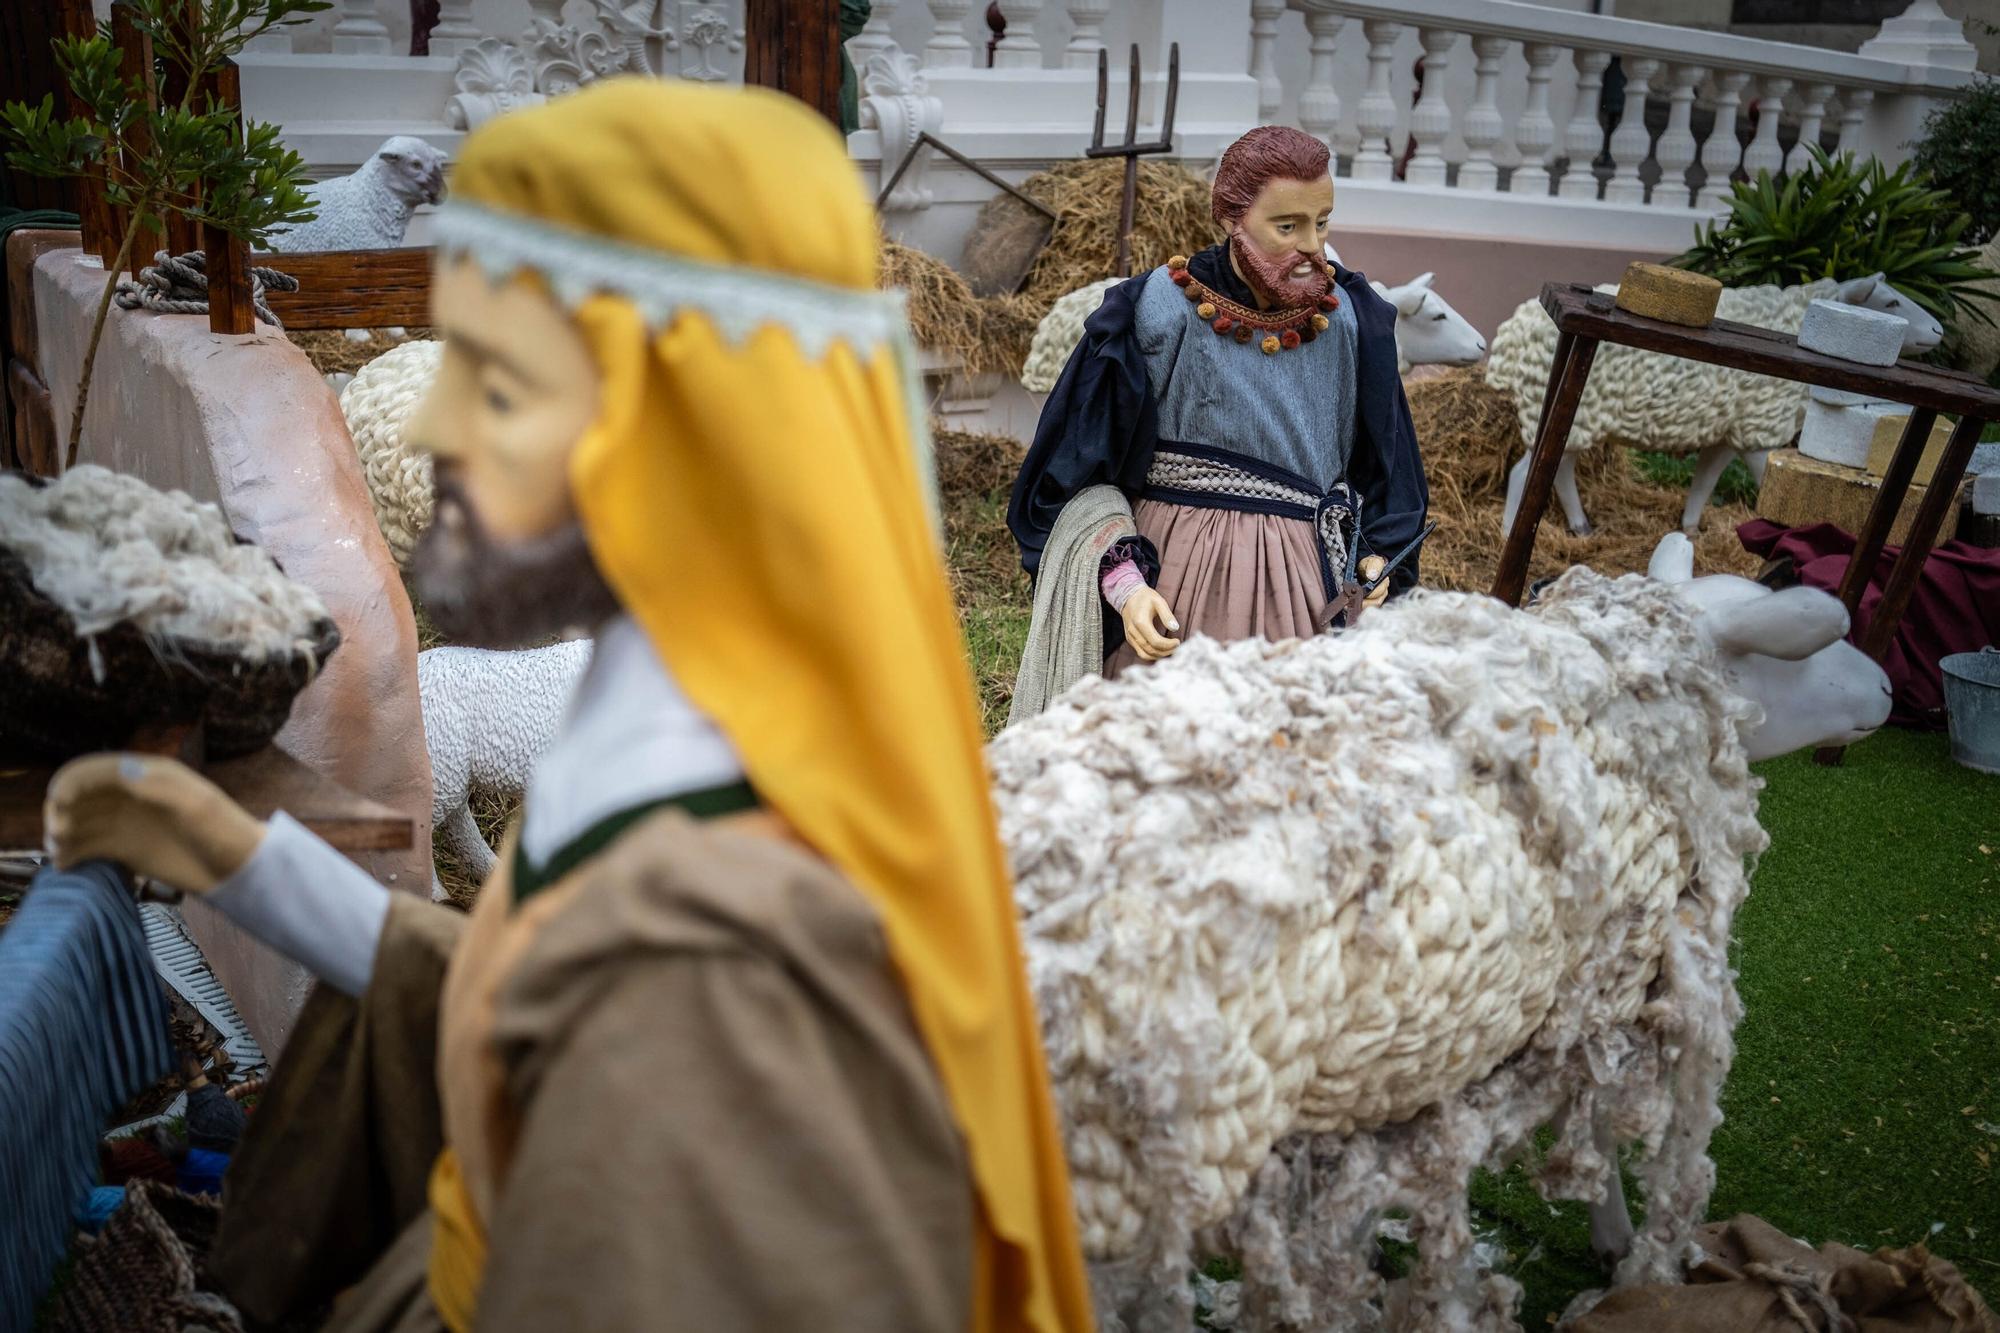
left=0, top=467, right=329, bottom=666
left=1407, top=368, right=1762, bottom=593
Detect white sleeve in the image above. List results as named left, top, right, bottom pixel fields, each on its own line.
left=199, top=811, right=393, bottom=997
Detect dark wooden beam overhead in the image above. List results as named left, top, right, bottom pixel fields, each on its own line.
left=742, top=0, right=845, bottom=129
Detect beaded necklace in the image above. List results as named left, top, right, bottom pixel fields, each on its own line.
left=1167, top=253, right=1339, bottom=355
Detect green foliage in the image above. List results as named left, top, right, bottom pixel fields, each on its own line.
left=1632, top=449, right=1760, bottom=507
left=1912, top=76, right=2000, bottom=247
left=1, top=0, right=326, bottom=250
left=1671, top=148, right=1998, bottom=332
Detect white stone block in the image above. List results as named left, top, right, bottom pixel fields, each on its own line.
left=1799, top=397, right=1902, bottom=469
left=1807, top=383, right=1885, bottom=408
left=1797, top=298, right=1908, bottom=366
left=1972, top=442, right=2000, bottom=476
left=1976, top=471, right=2000, bottom=517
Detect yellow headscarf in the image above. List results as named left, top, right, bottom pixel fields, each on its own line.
left=438, top=79, right=1093, bottom=1332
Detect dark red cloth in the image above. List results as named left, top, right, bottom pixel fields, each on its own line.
left=1739, top=520, right=2000, bottom=729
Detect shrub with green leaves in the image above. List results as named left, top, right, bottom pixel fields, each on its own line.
left=2, top=0, right=328, bottom=471
left=1671, top=148, right=1997, bottom=334
left=1912, top=75, right=2000, bottom=248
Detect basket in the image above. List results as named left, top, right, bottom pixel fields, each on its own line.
left=43, top=1181, right=242, bottom=1333
left=0, top=473, right=341, bottom=763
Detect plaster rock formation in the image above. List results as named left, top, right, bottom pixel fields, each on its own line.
left=420, top=638, right=594, bottom=891
left=339, top=339, right=443, bottom=568
left=992, top=568, right=1816, bottom=1331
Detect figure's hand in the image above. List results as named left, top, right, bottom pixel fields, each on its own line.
left=1121, top=586, right=1182, bottom=662
left=44, top=754, right=266, bottom=895
left=1360, top=555, right=1389, bottom=609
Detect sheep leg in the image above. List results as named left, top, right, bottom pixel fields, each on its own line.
left=1586, top=1115, right=1635, bottom=1264
left=1680, top=444, right=1736, bottom=533
left=435, top=801, right=497, bottom=884
left=1502, top=453, right=1531, bottom=537
left=1743, top=449, right=1770, bottom=487
left=1553, top=453, right=1591, bottom=536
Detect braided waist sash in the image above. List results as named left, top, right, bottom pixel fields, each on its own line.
left=1141, top=441, right=1359, bottom=602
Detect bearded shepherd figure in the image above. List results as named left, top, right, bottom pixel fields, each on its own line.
left=1006, top=126, right=1429, bottom=720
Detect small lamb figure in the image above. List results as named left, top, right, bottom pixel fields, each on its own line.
left=421, top=638, right=594, bottom=893
left=1485, top=272, right=1942, bottom=537
left=267, top=135, right=447, bottom=342
left=990, top=536, right=1889, bottom=1331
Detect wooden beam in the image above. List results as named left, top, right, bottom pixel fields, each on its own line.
left=742, top=0, right=844, bottom=128
left=202, top=60, right=255, bottom=335
left=111, top=3, right=159, bottom=279
left=56, top=0, right=120, bottom=264
left=0, top=0, right=79, bottom=214
left=252, top=247, right=433, bottom=330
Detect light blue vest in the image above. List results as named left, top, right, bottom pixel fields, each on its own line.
left=1132, top=264, right=1360, bottom=492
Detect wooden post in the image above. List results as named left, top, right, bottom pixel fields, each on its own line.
left=742, top=0, right=844, bottom=128
left=111, top=3, right=159, bottom=279
left=202, top=60, right=255, bottom=336
left=1490, top=333, right=1598, bottom=605
left=55, top=0, right=120, bottom=264
left=162, top=0, right=204, bottom=257
left=1, top=0, right=80, bottom=213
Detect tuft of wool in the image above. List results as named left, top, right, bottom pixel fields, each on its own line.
left=0, top=467, right=330, bottom=669
left=989, top=570, right=1766, bottom=1329
left=1484, top=279, right=1838, bottom=457
left=340, top=339, right=443, bottom=568
left=1022, top=278, right=1122, bottom=393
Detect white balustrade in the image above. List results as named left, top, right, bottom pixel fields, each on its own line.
left=1604, top=57, right=1659, bottom=204
left=1250, top=0, right=1287, bottom=122
left=1652, top=63, right=1704, bottom=209
left=1560, top=48, right=1612, bottom=200
left=848, top=0, right=902, bottom=62
left=331, top=0, right=391, bottom=54
left=428, top=0, right=480, bottom=58
left=1836, top=87, right=1875, bottom=156
left=1698, top=69, right=1751, bottom=209
left=1064, top=0, right=1109, bottom=71
left=1787, top=81, right=1835, bottom=173
left=924, top=0, right=976, bottom=68
left=1351, top=19, right=1402, bottom=181
left=1459, top=33, right=1509, bottom=191
left=1296, top=12, right=1344, bottom=153
left=1512, top=42, right=1560, bottom=197
left=990, top=0, right=1044, bottom=69
left=1405, top=28, right=1458, bottom=188
left=1741, top=74, right=1791, bottom=180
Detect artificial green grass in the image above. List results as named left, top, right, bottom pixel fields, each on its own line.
left=1472, top=726, right=2000, bottom=1325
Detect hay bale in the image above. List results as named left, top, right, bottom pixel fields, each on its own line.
left=999, top=158, right=1221, bottom=313
left=288, top=329, right=433, bottom=378
left=880, top=239, right=1039, bottom=377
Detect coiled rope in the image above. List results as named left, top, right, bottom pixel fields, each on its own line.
left=114, top=250, right=299, bottom=329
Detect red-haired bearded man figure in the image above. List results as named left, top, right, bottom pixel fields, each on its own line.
left=1006, top=126, right=1428, bottom=720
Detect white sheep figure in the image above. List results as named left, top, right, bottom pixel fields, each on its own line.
left=267, top=136, right=447, bottom=342
left=420, top=638, right=594, bottom=894
left=989, top=536, right=1890, bottom=1331
left=1485, top=272, right=1940, bottom=538
left=1019, top=265, right=1485, bottom=394
left=340, top=339, right=442, bottom=568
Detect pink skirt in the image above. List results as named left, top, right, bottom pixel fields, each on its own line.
left=1105, top=499, right=1334, bottom=678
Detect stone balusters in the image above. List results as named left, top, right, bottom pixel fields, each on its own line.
left=990, top=0, right=1044, bottom=68
left=1698, top=69, right=1751, bottom=208
left=1559, top=49, right=1611, bottom=200
left=1603, top=57, right=1660, bottom=204
left=1652, top=63, right=1705, bottom=208
left=925, top=0, right=975, bottom=67
left=1787, top=82, right=1835, bottom=172
left=1512, top=42, right=1561, bottom=197
left=1065, top=0, right=1109, bottom=70
left=1250, top=0, right=1287, bottom=123
left=1352, top=19, right=1403, bottom=181
left=1459, top=34, right=1509, bottom=191
left=848, top=0, right=902, bottom=62
left=427, top=0, right=479, bottom=57
left=1296, top=12, right=1345, bottom=155
left=331, top=0, right=391, bottom=54
left=1741, top=74, right=1791, bottom=181
left=1836, top=87, right=1874, bottom=157
left=1405, top=28, right=1458, bottom=188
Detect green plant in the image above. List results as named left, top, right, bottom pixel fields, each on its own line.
left=1672, top=148, right=1999, bottom=335
left=2, top=0, right=327, bottom=472
left=1912, top=76, right=2000, bottom=248
left=1631, top=448, right=1760, bottom=508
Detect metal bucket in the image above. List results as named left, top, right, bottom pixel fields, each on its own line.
left=1941, top=647, right=2000, bottom=775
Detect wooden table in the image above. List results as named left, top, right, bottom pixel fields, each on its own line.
left=0, top=745, right=414, bottom=854
left=1493, top=283, right=2000, bottom=763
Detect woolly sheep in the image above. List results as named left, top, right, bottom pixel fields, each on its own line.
left=1486, top=273, right=1938, bottom=537
left=990, top=540, right=1889, bottom=1331
left=340, top=339, right=442, bottom=568
left=267, top=136, right=446, bottom=342
left=1019, top=265, right=1484, bottom=394
left=420, top=638, right=594, bottom=895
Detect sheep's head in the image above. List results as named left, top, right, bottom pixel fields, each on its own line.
left=376, top=136, right=447, bottom=208
left=1647, top=533, right=1892, bottom=759
left=1834, top=273, right=1943, bottom=355
left=1371, top=271, right=1486, bottom=367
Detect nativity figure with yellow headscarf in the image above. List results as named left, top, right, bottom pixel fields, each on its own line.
left=42, top=77, right=1094, bottom=1333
